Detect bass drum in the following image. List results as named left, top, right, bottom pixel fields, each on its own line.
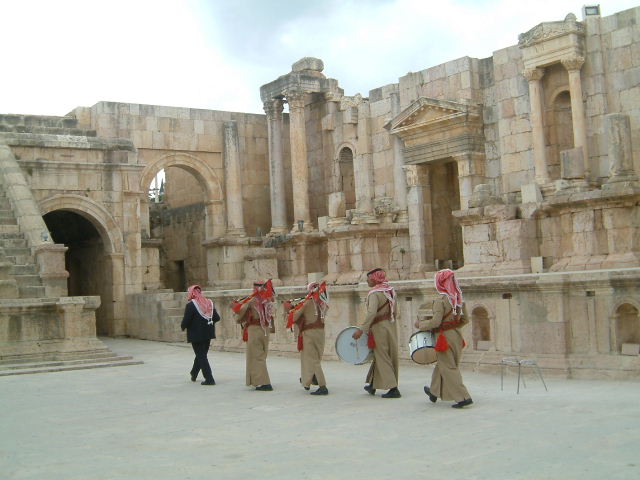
left=408, top=331, right=437, bottom=364
left=335, top=326, right=373, bottom=365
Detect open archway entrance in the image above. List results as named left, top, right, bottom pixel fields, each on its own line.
left=43, top=210, right=113, bottom=335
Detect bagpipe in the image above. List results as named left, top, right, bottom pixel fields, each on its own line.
left=230, top=279, right=275, bottom=314
left=284, top=281, right=327, bottom=330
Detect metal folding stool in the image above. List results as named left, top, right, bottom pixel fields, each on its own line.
left=501, top=357, right=548, bottom=394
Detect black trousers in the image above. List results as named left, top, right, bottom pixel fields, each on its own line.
left=190, top=340, right=214, bottom=382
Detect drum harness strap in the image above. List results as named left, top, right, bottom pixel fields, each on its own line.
left=367, top=301, right=391, bottom=349
left=296, top=303, right=325, bottom=351
left=434, top=308, right=465, bottom=352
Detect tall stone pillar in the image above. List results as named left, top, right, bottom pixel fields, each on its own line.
left=264, top=99, right=288, bottom=234
left=604, top=113, right=638, bottom=186
left=286, top=91, right=313, bottom=231
left=404, top=165, right=430, bottom=274
left=390, top=92, right=408, bottom=222
left=524, top=68, right=549, bottom=185
left=354, top=101, right=375, bottom=221
left=561, top=56, right=590, bottom=178
left=223, top=121, right=245, bottom=236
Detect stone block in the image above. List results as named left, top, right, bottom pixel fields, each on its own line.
left=484, top=204, right=517, bottom=220
left=521, top=183, right=542, bottom=203
left=292, top=57, right=323, bottom=72
left=621, top=343, right=640, bottom=356
left=476, top=340, right=492, bottom=351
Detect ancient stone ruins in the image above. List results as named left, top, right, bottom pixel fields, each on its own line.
left=1, top=7, right=638, bottom=377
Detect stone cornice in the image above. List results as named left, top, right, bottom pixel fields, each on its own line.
left=0, top=132, right=135, bottom=151
left=17, top=159, right=144, bottom=172
left=518, top=16, right=585, bottom=48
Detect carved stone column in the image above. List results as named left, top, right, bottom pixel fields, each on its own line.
left=286, top=91, right=313, bottom=231
left=390, top=91, right=408, bottom=222
left=354, top=101, right=376, bottom=222
left=404, top=165, right=431, bottom=274
left=264, top=99, right=288, bottom=234
left=561, top=56, right=590, bottom=178
left=223, top=121, right=245, bottom=236
left=524, top=68, right=549, bottom=185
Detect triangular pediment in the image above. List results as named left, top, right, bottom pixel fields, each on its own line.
left=385, top=97, right=479, bottom=134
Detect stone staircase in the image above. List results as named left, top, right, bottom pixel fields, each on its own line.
left=0, top=348, right=142, bottom=376
left=0, top=184, right=45, bottom=299
left=0, top=140, right=144, bottom=374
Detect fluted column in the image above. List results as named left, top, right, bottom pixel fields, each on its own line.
left=286, top=91, right=313, bottom=231
left=524, top=67, right=549, bottom=185
left=561, top=56, right=590, bottom=179
left=264, top=98, right=287, bottom=234
left=223, top=121, right=245, bottom=236
left=390, top=91, right=408, bottom=222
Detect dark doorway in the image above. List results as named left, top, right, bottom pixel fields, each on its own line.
left=43, top=210, right=111, bottom=335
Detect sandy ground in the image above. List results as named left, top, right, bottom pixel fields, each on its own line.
left=1, top=337, right=639, bottom=480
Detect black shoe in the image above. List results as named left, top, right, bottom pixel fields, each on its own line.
left=452, top=398, right=473, bottom=409
left=424, top=386, right=437, bottom=403
left=311, top=386, right=328, bottom=395
left=255, top=384, right=273, bottom=391
left=190, top=373, right=197, bottom=382
left=364, top=384, right=376, bottom=395
left=381, top=387, right=401, bottom=398
left=201, top=379, right=215, bottom=386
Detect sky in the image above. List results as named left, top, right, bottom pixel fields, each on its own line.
left=1, top=0, right=638, bottom=117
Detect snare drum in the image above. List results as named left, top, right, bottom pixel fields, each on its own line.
left=335, top=326, right=373, bottom=365
left=409, top=331, right=437, bottom=364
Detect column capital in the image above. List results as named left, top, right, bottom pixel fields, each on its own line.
left=403, top=165, right=421, bottom=187
left=523, top=67, right=545, bottom=82
left=263, top=98, right=284, bottom=120
left=286, top=91, right=309, bottom=110
left=561, top=55, right=585, bottom=72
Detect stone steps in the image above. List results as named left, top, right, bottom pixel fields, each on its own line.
left=12, top=264, right=38, bottom=275
left=0, top=356, right=143, bottom=376
left=18, top=285, right=46, bottom=298
left=0, top=179, right=44, bottom=299
left=15, top=275, right=41, bottom=287
left=0, top=225, right=19, bottom=234
left=4, top=246, right=30, bottom=257
left=1, top=238, right=27, bottom=248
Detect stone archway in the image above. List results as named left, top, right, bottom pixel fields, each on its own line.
left=39, top=195, right=126, bottom=336
left=140, top=152, right=224, bottom=290
left=139, top=152, right=223, bottom=239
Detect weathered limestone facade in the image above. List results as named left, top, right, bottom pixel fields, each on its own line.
left=2, top=7, right=639, bottom=378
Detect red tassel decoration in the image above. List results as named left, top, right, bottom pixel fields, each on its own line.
left=297, top=334, right=303, bottom=352
left=367, top=331, right=376, bottom=349
left=434, top=331, right=448, bottom=352
left=242, top=326, right=248, bottom=342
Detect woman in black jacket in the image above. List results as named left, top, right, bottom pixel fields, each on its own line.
left=181, top=285, right=220, bottom=385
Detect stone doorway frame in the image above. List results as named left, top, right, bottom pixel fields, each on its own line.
left=39, top=194, right=126, bottom=336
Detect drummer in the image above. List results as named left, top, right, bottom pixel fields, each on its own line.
left=414, top=269, right=472, bottom=408
left=352, top=268, right=401, bottom=398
